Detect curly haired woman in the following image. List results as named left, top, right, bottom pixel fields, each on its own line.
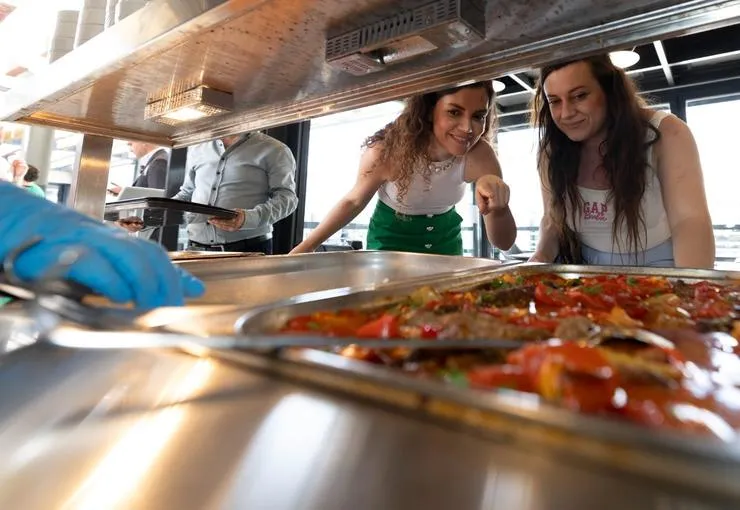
left=290, top=82, right=517, bottom=255
left=529, top=55, right=714, bottom=268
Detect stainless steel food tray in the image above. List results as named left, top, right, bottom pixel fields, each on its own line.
left=221, top=263, right=740, bottom=498
left=176, top=250, right=503, bottom=307
left=237, top=263, right=740, bottom=334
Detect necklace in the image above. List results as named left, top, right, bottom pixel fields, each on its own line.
left=427, top=156, right=456, bottom=174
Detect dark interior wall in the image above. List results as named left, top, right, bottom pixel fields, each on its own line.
left=264, top=122, right=311, bottom=254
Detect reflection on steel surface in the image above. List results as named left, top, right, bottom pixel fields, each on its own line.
left=0, top=347, right=736, bottom=509
left=67, top=134, right=113, bottom=219
left=62, top=359, right=214, bottom=510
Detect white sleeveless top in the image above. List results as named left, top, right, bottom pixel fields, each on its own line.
left=378, top=156, right=467, bottom=215
left=567, top=110, right=671, bottom=253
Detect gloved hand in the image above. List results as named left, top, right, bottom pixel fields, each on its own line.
left=0, top=183, right=204, bottom=308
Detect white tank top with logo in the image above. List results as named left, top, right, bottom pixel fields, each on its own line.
left=378, top=156, right=467, bottom=215
left=567, top=110, right=672, bottom=253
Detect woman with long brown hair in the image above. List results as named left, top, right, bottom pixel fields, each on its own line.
left=529, top=55, right=714, bottom=267
left=290, top=82, right=517, bottom=255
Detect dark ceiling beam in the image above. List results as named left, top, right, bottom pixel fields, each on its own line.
left=507, top=73, right=535, bottom=92
left=653, top=40, right=675, bottom=86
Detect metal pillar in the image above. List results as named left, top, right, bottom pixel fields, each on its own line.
left=67, top=134, right=113, bottom=219
left=23, top=126, right=54, bottom=187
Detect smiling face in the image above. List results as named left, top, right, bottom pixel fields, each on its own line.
left=428, top=86, right=490, bottom=160
left=543, top=61, right=608, bottom=143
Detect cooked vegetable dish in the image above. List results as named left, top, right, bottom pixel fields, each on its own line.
left=280, top=272, right=740, bottom=438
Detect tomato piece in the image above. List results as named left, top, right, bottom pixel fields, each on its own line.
left=467, top=365, right=534, bottom=392
left=420, top=324, right=439, bottom=339
left=545, top=343, right=614, bottom=378
left=558, top=374, right=619, bottom=414
left=506, top=342, right=615, bottom=395
left=694, top=282, right=722, bottom=301
left=355, top=314, right=401, bottom=338
left=534, top=283, right=574, bottom=307
left=566, top=289, right=615, bottom=311
left=527, top=343, right=618, bottom=412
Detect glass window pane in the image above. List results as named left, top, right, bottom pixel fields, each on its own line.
left=50, top=130, right=81, bottom=202
left=496, top=127, right=541, bottom=253
left=686, top=94, right=740, bottom=262
left=51, top=131, right=138, bottom=203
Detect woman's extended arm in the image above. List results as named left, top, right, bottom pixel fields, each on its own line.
left=464, top=141, right=517, bottom=251
left=655, top=115, right=715, bottom=268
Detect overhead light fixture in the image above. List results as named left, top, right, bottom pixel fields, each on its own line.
left=145, top=85, right=233, bottom=126
left=492, top=79, right=506, bottom=93
left=609, top=49, right=640, bottom=69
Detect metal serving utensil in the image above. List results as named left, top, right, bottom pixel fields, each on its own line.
left=47, top=328, right=530, bottom=351
left=46, top=324, right=678, bottom=353
left=587, top=327, right=677, bottom=350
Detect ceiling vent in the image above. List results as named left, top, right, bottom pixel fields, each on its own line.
left=326, top=0, right=485, bottom=76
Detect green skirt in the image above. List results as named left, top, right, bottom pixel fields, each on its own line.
left=366, top=200, right=463, bottom=256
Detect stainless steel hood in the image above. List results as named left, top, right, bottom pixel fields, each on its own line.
left=2, top=0, right=740, bottom=147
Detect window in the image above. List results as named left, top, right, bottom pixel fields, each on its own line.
left=49, top=130, right=81, bottom=201
left=496, top=127, right=541, bottom=254
left=305, top=102, right=480, bottom=255
left=0, top=122, right=27, bottom=158
left=51, top=131, right=138, bottom=203
left=686, top=94, right=740, bottom=261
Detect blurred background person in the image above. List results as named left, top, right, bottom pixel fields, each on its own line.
left=109, top=142, right=170, bottom=197
left=22, top=164, right=46, bottom=199
left=0, top=155, right=29, bottom=187
left=131, top=141, right=170, bottom=189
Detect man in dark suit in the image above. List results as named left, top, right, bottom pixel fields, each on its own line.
left=130, top=142, right=170, bottom=189
left=114, top=142, right=172, bottom=241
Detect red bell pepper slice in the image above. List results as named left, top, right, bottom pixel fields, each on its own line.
left=355, top=314, right=401, bottom=339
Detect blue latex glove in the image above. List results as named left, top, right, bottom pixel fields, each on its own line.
left=0, top=183, right=204, bottom=308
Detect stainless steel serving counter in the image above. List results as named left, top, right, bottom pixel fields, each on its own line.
left=177, top=251, right=502, bottom=306
left=0, top=344, right=734, bottom=510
